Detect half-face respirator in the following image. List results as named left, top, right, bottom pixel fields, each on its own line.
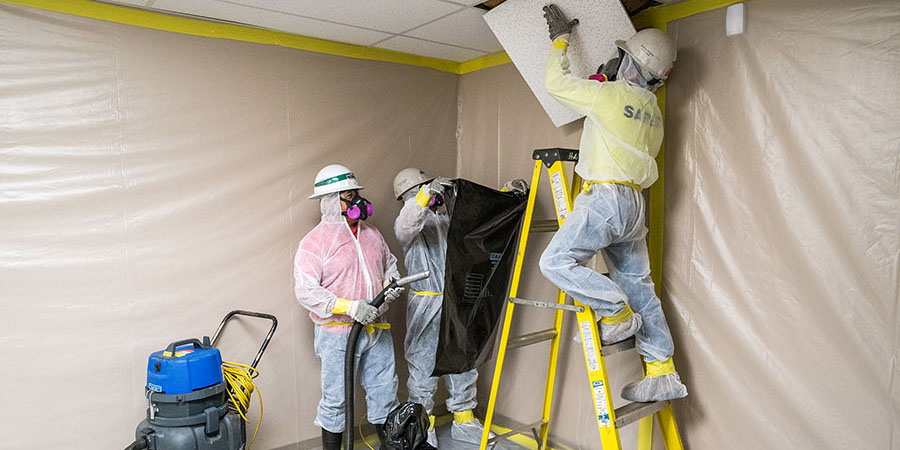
left=341, top=192, right=373, bottom=220
left=428, top=193, right=445, bottom=208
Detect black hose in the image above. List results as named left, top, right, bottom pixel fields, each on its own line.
left=124, top=437, right=149, bottom=450
left=344, top=283, right=392, bottom=450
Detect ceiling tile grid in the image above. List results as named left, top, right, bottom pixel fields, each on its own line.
left=374, top=36, right=487, bottom=62
left=406, top=7, right=504, bottom=53
left=151, top=0, right=394, bottom=46
left=107, top=0, right=504, bottom=62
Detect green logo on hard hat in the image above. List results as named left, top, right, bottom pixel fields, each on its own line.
left=315, top=173, right=356, bottom=187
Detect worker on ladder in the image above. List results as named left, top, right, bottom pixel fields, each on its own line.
left=538, top=5, right=688, bottom=402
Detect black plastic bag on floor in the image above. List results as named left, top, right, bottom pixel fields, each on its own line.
left=381, top=402, right=437, bottom=450
left=432, top=179, right=527, bottom=376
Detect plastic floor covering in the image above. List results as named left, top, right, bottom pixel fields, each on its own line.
left=344, top=419, right=537, bottom=450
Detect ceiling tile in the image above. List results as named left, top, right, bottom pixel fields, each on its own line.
left=374, top=36, right=486, bottom=62
left=151, top=0, right=392, bottom=46
left=221, top=0, right=464, bottom=34
left=406, top=7, right=503, bottom=53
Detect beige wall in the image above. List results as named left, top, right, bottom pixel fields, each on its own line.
left=459, top=1, right=900, bottom=449
left=4, top=0, right=899, bottom=449
left=0, top=4, right=457, bottom=449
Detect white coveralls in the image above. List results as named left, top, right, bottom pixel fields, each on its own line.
left=294, top=194, right=401, bottom=432
left=538, top=40, right=687, bottom=401
left=394, top=188, right=487, bottom=444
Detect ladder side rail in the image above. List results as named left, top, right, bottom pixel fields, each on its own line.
left=536, top=159, right=576, bottom=449
left=479, top=160, right=544, bottom=450
left=656, top=404, right=684, bottom=450
left=554, top=161, right=624, bottom=449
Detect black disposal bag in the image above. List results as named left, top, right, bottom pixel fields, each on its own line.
left=432, top=179, right=527, bottom=376
left=381, top=402, right=437, bottom=450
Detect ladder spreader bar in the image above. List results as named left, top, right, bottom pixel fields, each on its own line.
left=602, top=337, right=636, bottom=357
left=530, top=220, right=559, bottom=233
left=507, top=329, right=558, bottom=350
left=509, top=297, right=585, bottom=313
left=614, top=400, right=669, bottom=428
left=487, top=420, right=548, bottom=446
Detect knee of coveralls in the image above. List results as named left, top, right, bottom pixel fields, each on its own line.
left=604, top=239, right=674, bottom=361
left=539, top=193, right=629, bottom=316
left=313, top=327, right=398, bottom=431
left=405, top=292, right=442, bottom=413
left=357, top=329, right=399, bottom=425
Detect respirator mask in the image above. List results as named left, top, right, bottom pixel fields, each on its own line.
left=428, top=192, right=445, bottom=208
left=341, top=192, right=373, bottom=220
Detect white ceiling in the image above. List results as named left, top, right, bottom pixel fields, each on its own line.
left=107, top=0, right=505, bottom=62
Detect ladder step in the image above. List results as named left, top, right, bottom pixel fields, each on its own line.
left=509, top=297, right=585, bottom=312
left=507, top=328, right=558, bottom=349
left=601, top=337, right=635, bottom=357
left=529, top=220, right=559, bottom=233
left=614, top=400, right=668, bottom=428
left=487, top=420, right=547, bottom=446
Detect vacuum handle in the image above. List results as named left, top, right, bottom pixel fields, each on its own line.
left=163, top=338, right=206, bottom=359
left=210, top=310, right=278, bottom=369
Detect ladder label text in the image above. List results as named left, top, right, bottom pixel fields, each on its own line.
left=550, top=171, right=569, bottom=221
left=580, top=321, right=600, bottom=372
left=592, top=380, right=611, bottom=427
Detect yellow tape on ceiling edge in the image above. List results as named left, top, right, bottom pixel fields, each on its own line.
left=633, top=0, right=745, bottom=29
left=1, top=0, right=744, bottom=75
left=0, top=0, right=461, bottom=73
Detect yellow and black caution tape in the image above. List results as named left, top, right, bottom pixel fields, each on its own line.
left=222, top=361, right=263, bottom=450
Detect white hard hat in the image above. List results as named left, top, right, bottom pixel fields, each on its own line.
left=393, top=167, right=433, bottom=200
left=309, top=164, right=364, bottom=199
left=615, top=28, right=677, bottom=80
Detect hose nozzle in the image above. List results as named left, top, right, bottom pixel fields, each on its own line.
left=395, top=270, right=430, bottom=287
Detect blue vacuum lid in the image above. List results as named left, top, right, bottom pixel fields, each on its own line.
left=146, top=338, right=223, bottom=394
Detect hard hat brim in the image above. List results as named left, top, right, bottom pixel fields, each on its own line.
left=309, top=185, right=365, bottom=200
left=396, top=178, right=434, bottom=200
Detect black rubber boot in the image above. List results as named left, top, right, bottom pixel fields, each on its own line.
left=376, top=423, right=387, bottom=448
left=322, top=427, right=343, bottom=450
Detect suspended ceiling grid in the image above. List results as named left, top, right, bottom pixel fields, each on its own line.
left=106, top=0, right=506, bottom=62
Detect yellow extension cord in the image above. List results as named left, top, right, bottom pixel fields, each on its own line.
left=222, top=360, right=263, bottom=450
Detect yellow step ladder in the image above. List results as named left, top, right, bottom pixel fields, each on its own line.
left=479, top=148, right=684, bottom=450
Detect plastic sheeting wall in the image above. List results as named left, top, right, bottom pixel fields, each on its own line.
left=0, top=4, right=458, bottom=449
left=459, top=0, right=899, bottom=448
left=664, top=0, right=899, bottom=448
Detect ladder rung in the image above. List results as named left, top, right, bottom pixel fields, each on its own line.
left=509, top=297, right=585, bottom=312
left=507, top=328, right=558, bottom=349
left=601, top=337, right=635, bottom=357
left=529, top=220, right=559, bottom=233
left=614, top=400, right=668, bottom=428
left=487, top=420, right=547, bottom=446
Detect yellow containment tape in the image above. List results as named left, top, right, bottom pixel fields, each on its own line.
left=429, top=415, right=436, bottom=430
left=412, top=290, right=442, bottom=297
left=645, top=357, right=676, bottom=377
left=453, top=410, right=475, bottom=424
left=600, top=304, right=634, bottom=325
left=324, top=321, right=390, bottom=334
left=583, top=180, right=642, bottom=193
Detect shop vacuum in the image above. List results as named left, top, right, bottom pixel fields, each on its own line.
left=125, top=310, right=277, bottom=450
